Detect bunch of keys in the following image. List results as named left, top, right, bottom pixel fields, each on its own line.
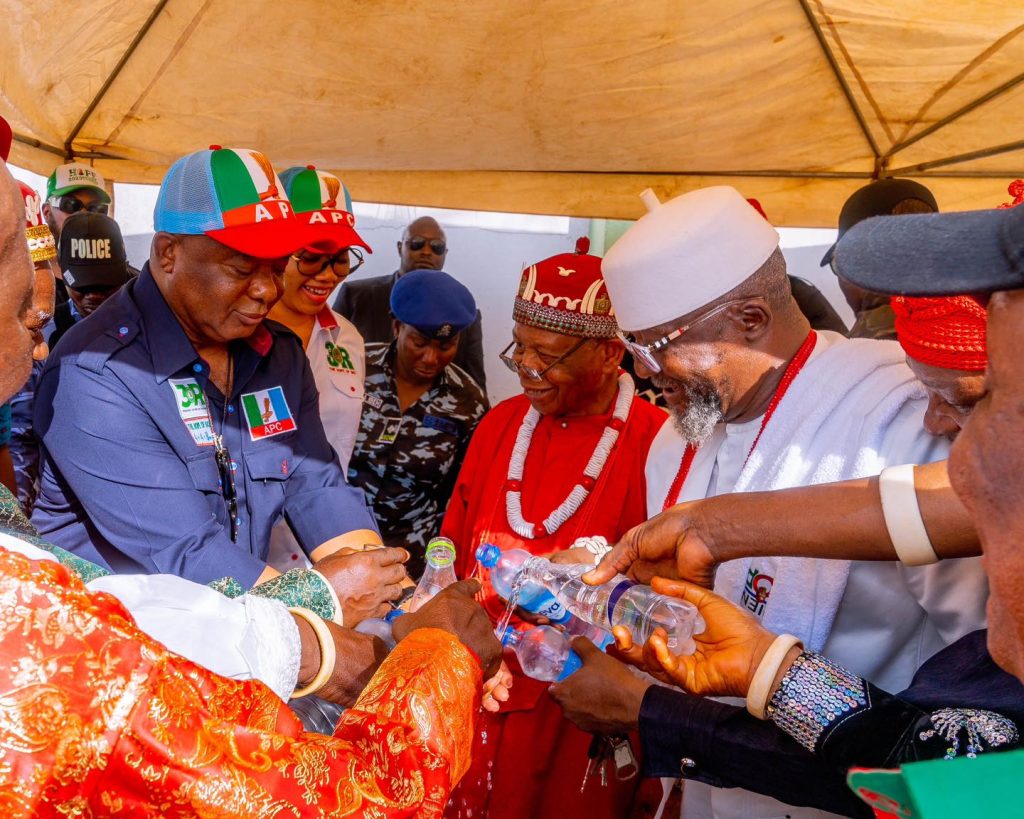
left=580, top=734, right=639, bottom=792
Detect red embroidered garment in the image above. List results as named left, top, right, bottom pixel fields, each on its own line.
left=441, top=392, right=667, bottom=819
left=0, top=547, right=481, bottom=817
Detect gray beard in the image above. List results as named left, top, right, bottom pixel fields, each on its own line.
left=670, top=383, right=724, bottom=446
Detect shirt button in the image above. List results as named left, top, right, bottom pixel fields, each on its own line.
left=227, top=404, right=235, bottom=414
left=230, top=461, right=238, bottom=472
left=192, top=363, right=203, bottom=373
left=118, top=326, right=129, bottom=336
left=680, top=757, right=696, bottom=774
left=560, top=421, right=568, bottom=429
left=235, top=517, right=242, bottom=527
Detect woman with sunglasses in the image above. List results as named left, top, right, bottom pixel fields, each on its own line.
left=267, top=166, right=371, bottom=569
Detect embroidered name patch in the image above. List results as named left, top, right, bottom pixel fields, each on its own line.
left=364, top=394, right=384, bottom=411
left=241, top=386, right=297, bottom=441
left=169, top=378, right=215, bottom=446
left=423, top=414, right=461, bottom=436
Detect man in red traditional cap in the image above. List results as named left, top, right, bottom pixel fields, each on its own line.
left=441, top=238, right=668, bottom=819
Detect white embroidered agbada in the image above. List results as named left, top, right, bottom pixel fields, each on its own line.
left=645, top=332, right=989, bottom=819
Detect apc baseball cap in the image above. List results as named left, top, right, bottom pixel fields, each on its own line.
left=820, top=178, right=938, bottom=267
left=833, top=203, right=1024, bottom=297
left=47, top=163, right=112, bottom=204
left=279, top=165, right=372, bottom=254
left=58, top=212, right=132, bottom=290
left=154, top=146, right=317, bottom=259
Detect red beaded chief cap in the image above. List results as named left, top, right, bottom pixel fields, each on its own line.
left=513, top=236, right=618, bottom=338
left=892, top=295, right=987, bottom=372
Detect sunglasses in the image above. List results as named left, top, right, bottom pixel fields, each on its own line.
left=48, top=195, right=109, bottom=216
left=292, top=246, right=364, bottom=277
left=213, top=434, right=239, bottom=542
left=617, top=299, right=748, bottom=374
left=499, top=337, right=590, bottom=381
left=405, top=236, right=447, bottom=255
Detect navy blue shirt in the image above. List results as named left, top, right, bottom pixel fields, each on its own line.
left=31, top=264, right=377, bottom=588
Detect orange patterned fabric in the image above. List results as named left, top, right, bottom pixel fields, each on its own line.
left=0, top=547, right=481, bottom=818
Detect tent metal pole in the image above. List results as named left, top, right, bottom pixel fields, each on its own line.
left=886, top=71, right=1024, bottom=158
left=889, top=139, right=1024, bottom=175
left=796, top=0, right=882, bottom=165
left=63, top=0, right=170, bottom=159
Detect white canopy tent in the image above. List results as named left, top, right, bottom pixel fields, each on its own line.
left=3, top=0, right=1023, bottom=224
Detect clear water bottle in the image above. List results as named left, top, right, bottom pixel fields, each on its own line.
left=520, top=557, right=705, bottom=654
left=477, top=544, right=613, bottom=648
left=355, top=616, right=397, bottom=651
left=290, top=694, right=345, bottom=735
left=408, top=537, right=458, bottom=612
left=502, top=625, right=582, bottom=682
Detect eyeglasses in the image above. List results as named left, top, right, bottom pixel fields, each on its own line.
left=213, top=434, right=239, bottom=543
left=48, top=195, right=109, bottom=216
left=405, top=236, right=447, bottom=255
left=617, top=299, right=748, bottom=374
left=499, top=337, right=590, bottom=381
left=292, top=246, right=364, bottom=276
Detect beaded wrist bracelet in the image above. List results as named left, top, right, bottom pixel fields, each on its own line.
left=765, top=651, right=868, bottom=752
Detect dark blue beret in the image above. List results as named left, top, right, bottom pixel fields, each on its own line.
left=390, top=269, right=476, bottom=339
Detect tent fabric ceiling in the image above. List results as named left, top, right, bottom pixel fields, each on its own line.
left=2, top=0, right=1022, bottom=225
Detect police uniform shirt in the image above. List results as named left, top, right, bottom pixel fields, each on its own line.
left=31, top=264, right=377, bottom=588
left=348, top=341, right=488, bottom=576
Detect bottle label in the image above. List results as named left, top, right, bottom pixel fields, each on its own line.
left=556, top=650, right=583, bottom=681
left=534, top=595, right=570, bottom=623
left=606, top=579, right=635, bottom=628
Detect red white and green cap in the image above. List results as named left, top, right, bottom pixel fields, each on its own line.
left=153, top=146, right=317, bottom=259
left=278, top=165, right=372, bottom=254
left=47, top=162, right=111, bottom=204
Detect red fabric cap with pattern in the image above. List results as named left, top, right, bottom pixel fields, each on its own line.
left=891, top=295, right=987, bottom=372
left=513, top=237, right=618, bottom=338
left=19, top=181, right=56, bottom=263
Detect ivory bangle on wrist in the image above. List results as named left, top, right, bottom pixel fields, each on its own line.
left=746, top=633, right=803, bottom=719
left=879, top=464, right=940, bottom=566
left=289, top=607, right=337, bottom=699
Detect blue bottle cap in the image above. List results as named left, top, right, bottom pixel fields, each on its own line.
left=385, top=608, right=406, bottom=623
left=476, top=543, right=501, bottom=568
left=499, top=627, right=523, bottom=649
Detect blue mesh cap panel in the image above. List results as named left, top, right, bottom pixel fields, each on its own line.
left=153, top=150, right=225, bottom=234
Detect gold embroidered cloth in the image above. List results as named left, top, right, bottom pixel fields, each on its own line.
left=0, top=547, right=480, bottom=817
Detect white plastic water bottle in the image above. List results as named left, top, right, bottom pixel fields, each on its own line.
left=502, top=625, right=582, bottom=682
left=408, top=537, right=459, bottom=612
left=520, top=557, right=705, bottom=654
left=477, top=544, right=612, bottom=647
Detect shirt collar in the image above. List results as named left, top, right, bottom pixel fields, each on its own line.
left=67, top=298, right=83, bottom=323
left=316, top=306, right=339, bottom=330
left=134, top=262, right=275, bottom=384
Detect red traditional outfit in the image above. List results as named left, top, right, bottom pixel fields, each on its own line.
left=441, top=240, right=667, bottom=819
left=0, top=546, right=481, bottom=817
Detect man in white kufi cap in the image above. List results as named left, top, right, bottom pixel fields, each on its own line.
left=552, top=186, right=988, bottom=819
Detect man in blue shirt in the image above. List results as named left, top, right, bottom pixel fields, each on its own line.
left=32, top=146, right=386, bottom=590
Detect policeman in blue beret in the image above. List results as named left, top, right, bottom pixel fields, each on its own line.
left=348, top=269, right=489, bottom=577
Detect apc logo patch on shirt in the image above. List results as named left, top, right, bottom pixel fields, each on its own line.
left=241, top=386, right=297, bottom=440
left=169, top=378, right=215, bottom=446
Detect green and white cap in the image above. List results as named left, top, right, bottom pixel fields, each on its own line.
left=279, top=165, right=371, bottom=254
left=47, top=163, right=111, bottom=203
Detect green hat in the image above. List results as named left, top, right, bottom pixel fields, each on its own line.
left=47, top=163, right=111, bottom=204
